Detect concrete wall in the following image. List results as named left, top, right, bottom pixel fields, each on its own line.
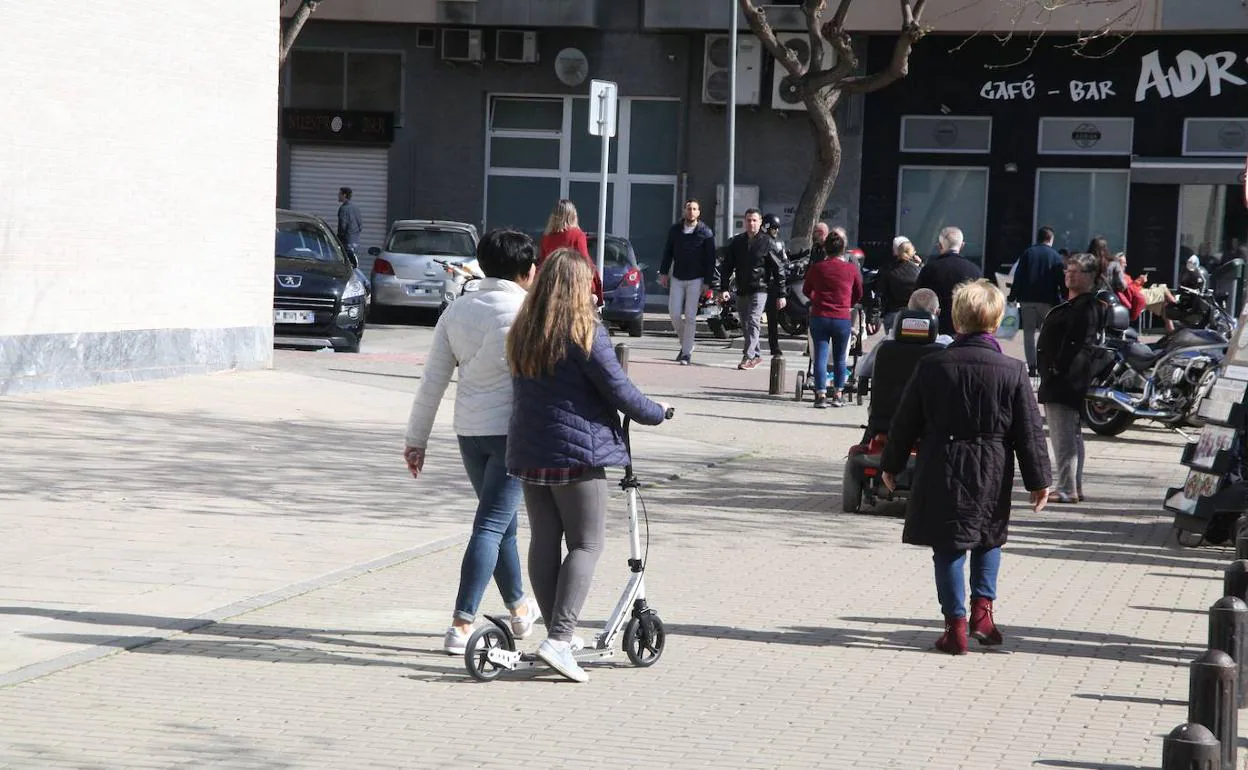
left=0, top=3, right=277, bottom=394
left=1161, top=0, right=1248, bottom=30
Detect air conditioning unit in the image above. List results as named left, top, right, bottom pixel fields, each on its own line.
left=772, top=32, right=835, bottom=111
left=496, top=30, right=538, bottom=64
left=701, top=34, right=763, bottom=106
left=441, top=28, right=483, bottom=62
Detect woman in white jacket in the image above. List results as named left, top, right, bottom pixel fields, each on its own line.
left=403, top=229, right=541, bottom=654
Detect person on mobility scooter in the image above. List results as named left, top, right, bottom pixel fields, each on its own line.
left=842, top=309, right=947, bottom=512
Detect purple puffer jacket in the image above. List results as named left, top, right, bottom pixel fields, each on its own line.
left=507, top=324, right=665, bottom=470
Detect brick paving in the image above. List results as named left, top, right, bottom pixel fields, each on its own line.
left=0, top=325, right=1235, bottom=768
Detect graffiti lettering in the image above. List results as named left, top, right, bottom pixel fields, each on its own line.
left=979, top=76, right=1036, bottom=101
left=1136, top=50, right=1247, bottom=102
left=1069, top=80, right=1116, bottom=101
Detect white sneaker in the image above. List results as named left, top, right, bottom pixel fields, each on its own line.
left=443, top=626, right=471, bottom=656
left=510, top=597, right=542, bottom=640
left=536, top=639, right=589, bottom=683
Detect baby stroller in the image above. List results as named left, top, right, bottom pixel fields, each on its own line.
left=793, top=300, right=870, bottom=402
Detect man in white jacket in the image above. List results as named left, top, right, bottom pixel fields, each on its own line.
left=403, top=229, right=542, bottom=655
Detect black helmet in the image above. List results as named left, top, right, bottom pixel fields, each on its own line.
left=761, top=213, right=782, bottom=232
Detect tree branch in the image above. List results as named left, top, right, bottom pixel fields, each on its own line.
left=803, top=0, right=827, bottom=77
left=739, top=0, right=804, bottom=77
left=280, top=0, right=321, bottom=67
left=840, top=0, right=928, bottom=95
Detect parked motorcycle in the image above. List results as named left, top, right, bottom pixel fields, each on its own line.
left=1083, top=300, right=1230, bottom=436
left=705, top=283, right=740, bottom=340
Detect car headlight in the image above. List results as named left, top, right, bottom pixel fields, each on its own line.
left=343, top=278, right=367, bottom=300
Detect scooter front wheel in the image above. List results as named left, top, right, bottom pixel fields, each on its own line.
left=464, top=625, right=512, bottom=682
left=624, top=613, right=666, bottom=668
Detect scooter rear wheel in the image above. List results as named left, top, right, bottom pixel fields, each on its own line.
left=464, top=625, right=512, bottom=682
left=624, top=613, right=666, bottom=668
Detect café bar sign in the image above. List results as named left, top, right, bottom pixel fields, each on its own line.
left=281, top=109, right=395, bottom=144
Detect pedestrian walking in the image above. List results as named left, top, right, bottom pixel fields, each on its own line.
left=539, top=199, right=602, bottom=305
left=801, top=230, right=862, bottom=408
left=505, top=248, right=671, bottom=683
left=1009, top=226, right=1066, bottom=377
left=1036, top=252, right=1111, bottom=504
left=915, top=226, right=982, bottom=338
left=713, top=209, right=787, bottom=370
left=336, top=187, right=363, bottom=259
left=881, top=279, right=1051, bottom=655
left=760, top=213, right=791, bottom=357
left=403, top=229, right=542, bottom=655
left=658, top=199, right=716, bottom=365
left=877, top=236, right=921, bottom=333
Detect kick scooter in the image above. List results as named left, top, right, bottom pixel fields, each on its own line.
left=462, top=408, right=674, bottom=682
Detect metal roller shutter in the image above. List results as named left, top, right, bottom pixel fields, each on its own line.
left=289, top=145, right=390, bottom=273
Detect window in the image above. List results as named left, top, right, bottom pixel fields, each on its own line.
left=587, top=236, right=636, bottom=268
left=385, top=229, right=477, bottom=258
left=1035, top=170, right=1129, bottom=254
left=900, top=116, right=992, bottom=154
left=897, top=167, right=990, bottom=265
left=288, top=50, right=404, bottom=122
left=490, top=98, right=563, bottom=133
left=276, top=221, right=345, bottom=263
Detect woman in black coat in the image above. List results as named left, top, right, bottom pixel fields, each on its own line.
left=881, top=279, right=1052, bottom=655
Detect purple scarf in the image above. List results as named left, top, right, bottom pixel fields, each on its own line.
left=954, top=332, right=1003, bottom=354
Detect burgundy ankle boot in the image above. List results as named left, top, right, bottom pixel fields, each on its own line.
left=969, top=597, right=1003, bottom=646
left=935, top=616, right=968, bottom=655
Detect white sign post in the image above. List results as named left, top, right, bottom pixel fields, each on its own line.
left=588, top=79, right=618, bottom=282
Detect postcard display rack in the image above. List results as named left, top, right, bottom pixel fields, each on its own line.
left=1165, top=307, right=1248, bottom=537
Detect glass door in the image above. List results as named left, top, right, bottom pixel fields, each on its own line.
left=1178, top=185, right=1248, bottom=275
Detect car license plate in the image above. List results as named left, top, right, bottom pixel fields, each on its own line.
left=405, top=285, right=432, bottom=296
left=274, top=310, right=316, bottom=324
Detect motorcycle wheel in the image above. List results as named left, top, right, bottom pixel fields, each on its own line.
left=707, top=317, right=728, bottom=340
left=778, top=313, right=807, bottom=338
left=1082, top=398, right=1135, bottom=436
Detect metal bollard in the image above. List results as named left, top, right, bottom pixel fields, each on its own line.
left=614, top=343, right=629, bottom=374
left=1223, top=560, right=1248, bottom=602
left=768, top=354, right=786, bottom=395
left=1237, top=529, right=1248, bottom=561
left=1161, top=722, right=1220, bottom=770
left=1209, top=596, right=1248, bottom=708
left=1189, top=648, right=1238, bottom=770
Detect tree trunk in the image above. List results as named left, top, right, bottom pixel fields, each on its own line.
left=788, top=94, right=842, bottom=254
left=280, top=0, right=319, bottom=67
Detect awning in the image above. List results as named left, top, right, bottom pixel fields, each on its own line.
left=1131, top=157, right=1246, bottom=185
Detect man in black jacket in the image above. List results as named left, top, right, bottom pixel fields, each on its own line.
left=915, top=226, right=982, bottom=337
left=659, top=199, right=717, bottom=365
left=1009, top=225, right=1066, bottom=377
left=714, top=209, right=787, bottom=370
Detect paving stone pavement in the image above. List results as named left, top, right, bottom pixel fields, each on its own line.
left=0, top=434, right=1231, bottom=769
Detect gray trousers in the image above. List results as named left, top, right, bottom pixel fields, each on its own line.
left=523, top=471, right=608, bottom=642
left=1019, top=302, right=1052, bottom=372
left=737, top=291, right=767, bottom=360
left=668, top=277, right=704, bottom=357
left=1045, top=403, right=1085, bottom=496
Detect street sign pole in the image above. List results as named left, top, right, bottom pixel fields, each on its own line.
left=589, top=79, right=618, bottom=283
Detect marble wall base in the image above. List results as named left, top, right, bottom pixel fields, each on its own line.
left=0, top=326, right=272, bottom=396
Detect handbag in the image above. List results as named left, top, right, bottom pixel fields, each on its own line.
left=995, top=303, right=1021, bottom=340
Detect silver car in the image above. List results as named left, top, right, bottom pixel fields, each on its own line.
left=368, top=220, right=481, bottom=313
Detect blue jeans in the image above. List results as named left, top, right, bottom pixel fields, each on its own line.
left=932, top=547, right=1001, bottom=619
left=809, top=315, right=853, bottom=392
left=454, top=435, right=526, bottom=623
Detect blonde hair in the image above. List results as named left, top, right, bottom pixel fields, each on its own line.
left=898, top=241, right=917, bottom=263
left=951, top=279, right=1005, bottom=334
left=507, top=248, right=598, bottom=378
left=544, top=199, right=579, bottom=235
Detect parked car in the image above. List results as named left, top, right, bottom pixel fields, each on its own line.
left=368, top=220, right=481, bottom=316
left=273, top=209, right=369, bottom=353
left=587, top=234, right=646, bottom=337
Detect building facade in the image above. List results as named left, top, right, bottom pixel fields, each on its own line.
left=276, top=0, right=864, bottom=300
left=0, top=3, right=277, bottom=394
left=858, top=30, right=1248, bottom=285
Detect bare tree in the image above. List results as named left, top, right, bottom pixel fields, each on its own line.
left=280, top=0, right=322, bottom=67
left=738, top=0, right=929, bottom=253
left=738, top=0, right=1144, bottom=252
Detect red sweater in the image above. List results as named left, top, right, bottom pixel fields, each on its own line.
left=539, top=227, right=603, bottom=304
left=802, top=258, right=863, bottom=320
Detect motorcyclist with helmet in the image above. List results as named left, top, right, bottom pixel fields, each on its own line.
left=714, top=209, right=788, bottom=370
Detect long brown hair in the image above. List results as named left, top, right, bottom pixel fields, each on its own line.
left=543, top=199, right=579, bottom=235
left=507, top=248, right=598, bottom=378
left=1087, top=236, right=1112, bottom=275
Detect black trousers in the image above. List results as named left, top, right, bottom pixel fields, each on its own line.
left=764, top=295, right=782, bottom=355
